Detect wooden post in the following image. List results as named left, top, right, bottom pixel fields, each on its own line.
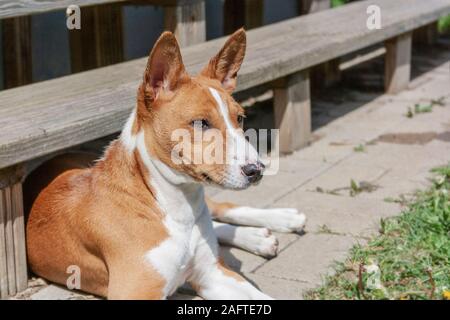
left=273, top=71, right=311, bottom=153
left=0, top=165, right=27, bottom=299
left=224, top=0, right=263, bottom=35
left=311, top=58, right=341, bottom=92
left=385, top=32, right=412, bottom=94
left=298, top=0, right=331, bottom=15
left=69, top=4, right=124, bottom=73
left=164, top=0, right=206, bottom=47
left=1, top=16, right=32, bottom=89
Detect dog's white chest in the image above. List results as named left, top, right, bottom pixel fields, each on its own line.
left=144, top=214, right=197, bottom=296
left=136, top=144, right=209, bottom=297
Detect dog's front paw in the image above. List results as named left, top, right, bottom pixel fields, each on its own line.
left=263, top=208, right=306, bottom=233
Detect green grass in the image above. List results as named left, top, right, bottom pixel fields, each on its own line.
left=438, top=15, right=450, bottom=34
left=406, top=97, right=446, bottom=118
left=306, top=163, right=450, bottom=300
left=331, top=0, right=348, bottom=8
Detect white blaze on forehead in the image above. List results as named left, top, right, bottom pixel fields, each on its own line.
left=208, top=87, right=259, bottom=165
left=208, top=87, right=237, bottom=136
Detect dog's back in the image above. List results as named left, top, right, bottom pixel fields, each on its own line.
left=24, top=152, right=97, bottom=215
left=25, top=152, right=110, bottom=296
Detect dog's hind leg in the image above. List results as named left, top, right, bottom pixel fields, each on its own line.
left=213, top=221, right=278, bottom=258
left=206, top=197, right=306, bottom=233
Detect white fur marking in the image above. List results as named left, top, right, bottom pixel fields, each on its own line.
left=208, top=87, right=259, bottom=189
left=137, top=132, right=202, bottom=296
left=220, top=207, right=306, bottom=233
left=120, top=109, right=137, bottom=153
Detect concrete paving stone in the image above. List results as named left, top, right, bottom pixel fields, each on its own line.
left=394, top=73, right=450, bottom=101
left=276, top=157, right=330, bottom=175
left=342, top=141, right=450, bottom=200
left=30, top=285, right=97, bottom=300
left=392, top=111, right=450, bottom=135
left=405, top=140, right=450, bottom=185
left=301, top=142, right=448, bottom=202
left=300, top=160, right=389, bottom=197
left=348, top=141, right=448, bottom=170
left=312, top=104, right=408, bottom=146
left=169, top=293, right=202, bottom=300
left=220, top=246, right=271, bottom=274
left=255, top=233, right=364, bottom=286
left=287, top=140, right=353, bottom=164
left=220, top=232, right=301, bottom=273
left=243, top=273, right=314, bottom=300
left=271, top=191, right=400, bottom=237
left=362, top=175, right=428, bottom=201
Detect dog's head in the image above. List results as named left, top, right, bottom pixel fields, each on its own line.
left=132, top=29, right=264, bottom=189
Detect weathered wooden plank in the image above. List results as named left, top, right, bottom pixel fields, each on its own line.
left=311, top=58, right=341, bottom=91
left=3, top=186, right=16, bottom=295
left=299, top=0, right=335, bottom=89
left=224, top=0, right=264, bottom=35
left=0, top=165, right=26, bottom=298
left=0, top=187, right=9, bottom=298
left=298, top=0, right=330, bottom=14
left=413, top=22, right=439, bottom=47
left=273, top=71, right=311, bottom=153
left=0, top=0, right=449, bottom=169
left=385, top=32, right=412, bottom=94
left=1, top=16, right=32, bottom=88
left=69, top=3, right=124, bottom=72
left=0, top=0, right=203, bottom=19
left=163, top=0, right=205, bottom=47
left=0, top=0, right=124, bottom=19
left=11, top=182, right=27, bottom=292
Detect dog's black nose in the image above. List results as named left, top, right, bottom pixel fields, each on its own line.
left=242, top=162, right=264, bottom=183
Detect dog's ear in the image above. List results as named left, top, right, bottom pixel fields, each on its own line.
left=201, top=28, right=246, bottom=93
left=142, top=32, right=187, bottom=104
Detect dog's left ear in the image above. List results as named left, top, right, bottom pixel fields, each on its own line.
left=201, top=28, right=246, bottom=93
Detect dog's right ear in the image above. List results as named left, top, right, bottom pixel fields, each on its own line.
left=142, top=32, right=187, bottom=104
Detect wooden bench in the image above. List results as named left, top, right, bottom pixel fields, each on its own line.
left=1, top=0, right=450, bottom=298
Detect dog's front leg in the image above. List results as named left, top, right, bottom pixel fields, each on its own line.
left=189, top=213, right=273, bottom=300
left=207, top=197, right=306, bottom=233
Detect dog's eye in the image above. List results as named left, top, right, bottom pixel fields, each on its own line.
left=237, top=115, right=245, bottom=128
left=191, top=119, right=210, bottom=130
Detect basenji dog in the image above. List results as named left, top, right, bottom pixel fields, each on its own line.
left=26, top=29, right=306, bottom=300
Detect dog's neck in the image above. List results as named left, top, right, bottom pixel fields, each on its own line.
left=118, top=108, right=207, bottom=224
